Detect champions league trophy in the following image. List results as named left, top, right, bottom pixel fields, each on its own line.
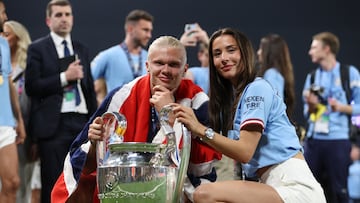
left=96, top=105, right=191, bottom=203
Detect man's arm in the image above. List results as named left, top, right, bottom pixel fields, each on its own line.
left=94, top=78, right=107, bottom=107
left=9, top=78, right=26, bottom=144
left=25, top=42, right=63, bottom=97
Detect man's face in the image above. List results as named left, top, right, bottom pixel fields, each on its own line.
left=0, top=2, right=8, bottom=28
left=46, top=5, right=73, bottom=37
left=130, top=19, right=153, bottom=48
left=308, top=39, right=327, bottom=64
left=146, top=46, right=188, bottom=93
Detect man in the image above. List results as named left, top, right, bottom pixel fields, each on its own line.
left=0, top=1, right=26, bottom=203
left=91, top=9, right=153, bottom=105
left=51, top=36, right=221, bottom=203
left=303, top=32, right=360, bottom=203
left=25, top=0, right=97, bottom=202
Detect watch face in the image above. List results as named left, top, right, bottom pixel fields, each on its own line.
left=205, top=128, right=214, bottom=140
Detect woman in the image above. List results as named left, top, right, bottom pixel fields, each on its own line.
left=257, top=34, right=295, bottom=118
left=172, top=28, right=325, bottom=203
left=2, top=20, right=40, bottom=203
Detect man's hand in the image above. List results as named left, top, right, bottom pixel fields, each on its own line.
left=306, top=91, right=320, bottom=113
left=65, top=59, right=83, bottom=82
left=150, top=85, right=175, bottom=112
left=88, top=117, right=105, bottom=144
left=328, top=97, right=351, bottom=114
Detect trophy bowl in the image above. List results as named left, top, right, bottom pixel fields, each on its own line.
left=97, top=142, right=178, bottom=203
left=97, top=107, right=191, bottom=203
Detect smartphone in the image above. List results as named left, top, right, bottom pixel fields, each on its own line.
left=184, top=23, right=197, bottom=32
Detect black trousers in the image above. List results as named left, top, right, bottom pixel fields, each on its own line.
left=39, top=113, right=87, bottom=203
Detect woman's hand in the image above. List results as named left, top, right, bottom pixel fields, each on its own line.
left=15, top=118, right=26, bottom=144
left=171, top=103, right=206, bottom=138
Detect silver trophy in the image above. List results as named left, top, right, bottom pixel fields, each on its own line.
left=96, top=105, right=191, bottom=203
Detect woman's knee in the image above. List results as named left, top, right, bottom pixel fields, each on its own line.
left=1, top=174, right=20, bottom=193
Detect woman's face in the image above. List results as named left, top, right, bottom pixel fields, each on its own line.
left=2, top=24, right=18, bottom=50
left=212, top=34, right=242, bottom=84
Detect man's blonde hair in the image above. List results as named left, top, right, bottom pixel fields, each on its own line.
left=313, top=32, right=340, bottom=55
left=148, top=36, right=187, bottom=66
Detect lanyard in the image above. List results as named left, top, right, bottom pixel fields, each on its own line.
left=120, top=42, right=142, bottom=78
left=147, top=106, right=159, bottom=142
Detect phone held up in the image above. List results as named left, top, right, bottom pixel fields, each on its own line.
left=184, top=23, right=197, bottom=33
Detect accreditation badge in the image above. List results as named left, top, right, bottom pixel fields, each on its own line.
left=314, top=113, right=330, bottom=134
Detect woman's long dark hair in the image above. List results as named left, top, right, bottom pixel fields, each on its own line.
left=257, top=34, right=295, bottom=118
left=208, top=28, right=256, bottom=135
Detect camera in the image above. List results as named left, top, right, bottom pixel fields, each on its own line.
left=310, top=84, right=326, bottom=104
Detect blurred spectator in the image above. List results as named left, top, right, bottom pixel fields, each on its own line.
left=256, top=33, right=295, bottom=118
left=184, top=42, right=209, bottom=94
left=25, top=0, right=97, bottom=202
left=349, top=139, right=360, bottom=203
left=0, top=1, right=26, bottom=202
left=2, top=20, right=41, bottom=203
left=91, top=9, right=153, bottom=105
left=302, top=31, right=360, bottom=203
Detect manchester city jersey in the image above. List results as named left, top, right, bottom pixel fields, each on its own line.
left=228, top=77, right=302, bottom=178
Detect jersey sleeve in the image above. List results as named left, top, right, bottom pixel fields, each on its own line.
left=349, top=65, right=360, bottom=115
left=90, top=52, right=107, bottom=80
left=239, top=79, right=274, bottom=130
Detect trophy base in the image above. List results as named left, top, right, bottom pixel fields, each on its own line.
left=98, top=165, right=178, bottom=203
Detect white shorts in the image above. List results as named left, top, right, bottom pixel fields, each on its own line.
left=260, top=158, right=326, bottom=203
left=0, top=126, right=16, bottom=149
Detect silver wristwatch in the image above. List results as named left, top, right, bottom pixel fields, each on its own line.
left=202, top=128, right=215, bottom=141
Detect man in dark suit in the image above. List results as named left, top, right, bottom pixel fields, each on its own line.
left=25, top=0, right=97, bottom=202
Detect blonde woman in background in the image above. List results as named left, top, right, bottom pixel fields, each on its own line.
left=2, top=20, right=40, bottom=203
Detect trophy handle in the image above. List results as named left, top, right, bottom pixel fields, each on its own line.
left=97, top=111, right=127, bottom=166
left=159, top=105, right=191, bottom=203
left=173, top=124, right=191, bottom=203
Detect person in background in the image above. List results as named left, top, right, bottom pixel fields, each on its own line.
left=2, top=20, right=41, bottom=203
left=172, top=27, right=325, bottom=203
left=348, top=137, right=360, bottom=203
left=51, top=36, right=221, bottom=203
left=234, top=33, right=299, bottom=181
left=91, top=9, right=153, bottom=105
left=181, top=23, right=236, bottom=181
left=180, top=23, right=210, bottom=94
left=256, top=33, right=295, bottom=119
left=0, top=1, right=26, bottom=202
left=302, top=31, right=360, bottom=203
left=25, top=0, right=97, bottom=202
left=184, top=42, right=209, bottom=94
